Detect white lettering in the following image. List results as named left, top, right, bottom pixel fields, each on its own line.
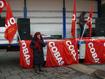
left=5, top=17, right=16, bottom=29
left=0, top=1, right=4, bottom=8
left=72, top=14, right=76, bottom=21
left=104, top=43, right=105, bottom=47
left=66, top=40, right=77, bottom=61
left=49, top=42, right=64, bottom=65
left=10, top=17, right=16, bottom=25
left=52, top=47, right=58, bottom=53
left=21, top=40, right=30, bottom=65
left=88, top=42, right=100, bottom=63
left=87, top=17, right=92, bottom=24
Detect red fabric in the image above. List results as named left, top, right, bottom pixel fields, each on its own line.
left=86, top=2, right=93, bottom=38
left=71, top=0, right=76, bottom=38
left=46, top=47, right=59, bottom=67
left=35, top=39, right=41, bottom=52
left=46, top=39, right=79, bottom=67
left=46, top=41, right=65, bottom=67
left=19, top=40, right=33, bottom=68
left=84, top=39, right=105, bottom=64
left=63, top=39, right=79, bottom=64
left=0, top=0, right=17, bottom=43
left=4, top=1, right=17, bottom=43
left=34, top=32, right=42, bottom=52
left=0, top=0, right=6, bottom=13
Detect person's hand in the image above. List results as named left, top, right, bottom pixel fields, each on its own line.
left=37, top=35, right=41, bottom=39
left=45, top=42, right=48, bottom=45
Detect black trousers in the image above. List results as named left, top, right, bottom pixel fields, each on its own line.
left=35, top=64, right=42, bottom=71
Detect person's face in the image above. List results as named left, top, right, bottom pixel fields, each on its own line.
left=37, top=34, right=41, bottom=39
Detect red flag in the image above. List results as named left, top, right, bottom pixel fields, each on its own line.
left=84, top=39, right=104, bottom=64
left=63, top=39, right=79, bottom=64
left=4, top=0, right=17, bottom=43
left=71, top=0, right=76, bottom=38
left=86, top=2, right=93, bottom=37
left=46, top=41, right=66, bottom=67
left=0, top=0, right=6, bottom=13
left=19, top=40, right=33, bottom=68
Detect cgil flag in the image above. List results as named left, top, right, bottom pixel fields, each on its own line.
left=0, top=0, right=17, bottom=43
left=71, top=0, right=76, bottom=38
left=86, top=1, right=93, bottom=38
left=0, top=0, right=6, bottom=13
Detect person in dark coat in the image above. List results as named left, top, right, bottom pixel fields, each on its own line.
left=78, top=11, right=87, bottom=37
left=30, top=32, right=46, bottom=73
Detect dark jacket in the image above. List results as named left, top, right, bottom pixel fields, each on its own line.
left=30, top=37, right=46, bottom=65
left=78, top=12, right=87, bottom=36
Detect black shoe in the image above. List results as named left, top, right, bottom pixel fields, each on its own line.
left=35, top=70, right=40, bottom=74
left=39, top=69, right=44, bottom=72
left=34, top=68, right=40, bottom=74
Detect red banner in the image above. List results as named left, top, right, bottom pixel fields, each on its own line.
left=46, top=41, right=65, bottom=67
left=0, top=0, right=17, bottom=43
left=19, top=40, right=33, bottom=68
left=71, top=0, right=76, bottom=38
left=46, top=39, right=79, bottom=67
left=86, top=2, right=93, bottom=38
left=4, top=1, right=17, bottom=43
left=84, top=39, right=105, bottom=64
left=63, top=39, right=79, bottom=64
left=0, top=0, right=6, bottom=13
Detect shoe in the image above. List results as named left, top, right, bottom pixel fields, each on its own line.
left=39, top=69, right=44, bottom=72
left=34, top=68, right=40, bottom=74
left=35, top=70, right=40, bottom=74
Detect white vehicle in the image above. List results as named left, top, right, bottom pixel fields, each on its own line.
left=0, top=27, right=18, bottom=48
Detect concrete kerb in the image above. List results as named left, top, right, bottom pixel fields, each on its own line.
left=93, top=70, right=105, bottom=79
left=68, top=64, right=105, bottom=79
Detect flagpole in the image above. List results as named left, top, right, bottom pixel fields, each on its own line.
left=17, top=31, right=21, bottom=41
left=63, top=0, right=66, bottom=38
left=17, top=0, right=27, bottom=41
left=24, top=0, right=27, bottom=18
left=71, top=0, right=76, bottom=38
left=80, top=24, right=86, bottom=39
left=80, top=0, right=93, bottom=39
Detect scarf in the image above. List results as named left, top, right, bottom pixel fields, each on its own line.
left=35, top=39, right=41, bottom=52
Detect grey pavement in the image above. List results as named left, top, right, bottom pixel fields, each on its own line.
left=0, top=50, right=103, bottom=79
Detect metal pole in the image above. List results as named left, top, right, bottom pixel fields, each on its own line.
left=24, top=0, right=27, bottom=18
left=63, top=0, right=66, bottom=38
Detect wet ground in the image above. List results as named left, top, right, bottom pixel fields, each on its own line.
left=0, top=50, right=104, bottom=79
